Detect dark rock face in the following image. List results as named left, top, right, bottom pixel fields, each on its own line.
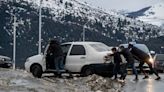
left=127, top=6, right=151, bottom=18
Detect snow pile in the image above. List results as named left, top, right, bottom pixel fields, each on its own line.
left=0, top=68, right=123, bottom=92
left=85, top=74, right=122, bottom=92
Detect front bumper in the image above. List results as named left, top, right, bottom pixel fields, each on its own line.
left=24, top=61, right=31, bottom=72
left=0, top=62, right=12, bottom=68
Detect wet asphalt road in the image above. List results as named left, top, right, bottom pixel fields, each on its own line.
left=122, top=74, right=164, bottom=92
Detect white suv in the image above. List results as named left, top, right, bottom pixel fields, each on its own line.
left=25, top=42, right=114, bottom=78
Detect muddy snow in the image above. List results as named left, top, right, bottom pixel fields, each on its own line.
left=0, top=68, right=123, bottom=92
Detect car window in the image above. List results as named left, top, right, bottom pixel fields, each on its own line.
left=44, top=44, right=50, bottom=55
left=61, top=44, right=71, bottom=55
left=70, top=45, right=86, bottom=55
left=89, top=43, right=111, bottom=52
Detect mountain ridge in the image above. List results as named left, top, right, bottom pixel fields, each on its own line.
left=127, top=2, right=164, bottom=28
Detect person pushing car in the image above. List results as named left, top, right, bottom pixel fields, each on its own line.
left=110, top=47, right=122, bottom=80
left=119, top=45, right=138, bottom=81
left=128, top=44, right=161, bottom=80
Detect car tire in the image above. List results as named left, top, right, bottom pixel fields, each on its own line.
left=31, top=65, right=42, bottom=78
left=162, top=69, right=164, bottom=73
left=82, top=66, right=94, bottom=76
left=159, top=69, right=164, bottom=73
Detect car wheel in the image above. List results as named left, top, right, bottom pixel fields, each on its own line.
left=31, top=65, right=42, bottom=78
left=82, top=66, right=94, bottom=76
left=161, top=69, right=164, bottom=73
left=159, top=70, right=164, bottom=73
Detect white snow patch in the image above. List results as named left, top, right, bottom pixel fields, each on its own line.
left=0, top=68, right=123, bottom=92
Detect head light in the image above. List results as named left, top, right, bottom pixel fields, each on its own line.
left=1, top=58, right=5, bottom=61
left=149, top=58, right=154, bottom=63
left=26, top=58, right=30, bottom=62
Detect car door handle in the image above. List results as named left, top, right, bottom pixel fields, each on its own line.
left=80, top=57, right=86, bottom=59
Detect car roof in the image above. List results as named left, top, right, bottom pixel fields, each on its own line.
left=0, top=55, right=11, bottom=60
left=120, top=43, right=147, bottom=47
left=62, top=41, right=104, bottom=45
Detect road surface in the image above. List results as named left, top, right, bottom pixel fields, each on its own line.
left=122, top=74, right=164, bottom=92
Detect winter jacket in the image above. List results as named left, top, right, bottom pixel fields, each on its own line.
left=119, top=48, right=134, bottom=63
left=110, top=52, right=122, bottom=64
left=130, top=46, right=150, bottom=62
left=47, top=43, right=63, bottom=57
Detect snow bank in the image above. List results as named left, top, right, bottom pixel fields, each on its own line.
left=0, top=68, right=123, bottom=92
left=85, top=74, right=122, bottom=92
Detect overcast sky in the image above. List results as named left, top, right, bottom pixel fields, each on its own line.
left=79, top=0, right=163, bottom=12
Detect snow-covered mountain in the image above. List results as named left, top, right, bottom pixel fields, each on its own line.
left=127, top=2, right=164, bottom=28
left=0, top=0, right=164, bottom=67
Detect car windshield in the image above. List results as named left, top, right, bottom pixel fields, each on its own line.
left=89, top=43, right=111, bottom=52
left=135, top=45, right=149, bottom=53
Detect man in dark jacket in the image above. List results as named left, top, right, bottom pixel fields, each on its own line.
left=110, top=47, right=122, bottom=80
left=128, top=44, right=161, bottom=80
left=47, top=40, right=64, bottom=77
left=119, top=46, right=138, bottom=81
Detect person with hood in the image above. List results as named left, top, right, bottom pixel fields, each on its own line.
left=128, top=44, right=161, bottom=80
left=47, top=39, right=64, bottom=77
left=119, top=45, right=138, bottom=81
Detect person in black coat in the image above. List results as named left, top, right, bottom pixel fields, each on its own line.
left=128, top=44, right=161, bottom=80
left=119, top=46, right=138, bottom=81
left=110, top=47, right=122, bottom=80
left=47, top=39, right=64, bottom=77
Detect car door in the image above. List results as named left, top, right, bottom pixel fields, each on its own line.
left=61, top=44, right=71, bottom=65
left=65, top=44, right=87, bottom=73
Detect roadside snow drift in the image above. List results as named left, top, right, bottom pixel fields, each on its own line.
left=0, top=68, right=122, bottom=92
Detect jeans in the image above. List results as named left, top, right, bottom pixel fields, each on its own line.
left=54, top=56, right=64, bottom=74
left=120, top=63, right=127, bottom=80
left=113, top=63, right=120, bottom=79
left=128, top=62, right=138, bottom=78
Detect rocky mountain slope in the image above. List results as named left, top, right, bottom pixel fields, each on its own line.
left=0, top=0, right=164, bottom=67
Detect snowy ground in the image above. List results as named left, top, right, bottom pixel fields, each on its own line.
left=0, top=68, right=122, bottom=92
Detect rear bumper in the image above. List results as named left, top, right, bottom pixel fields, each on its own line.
left=90, top=63, right=114, bottom=76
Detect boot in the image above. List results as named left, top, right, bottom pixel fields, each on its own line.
left=143, top=75, right=149, bottom=79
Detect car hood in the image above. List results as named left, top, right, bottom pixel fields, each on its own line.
left=0, top=55, right=11, bottom=61
left=27, top=54, right=44, bottom=63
